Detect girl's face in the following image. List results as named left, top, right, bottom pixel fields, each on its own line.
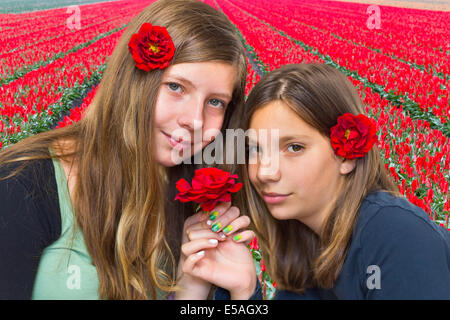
left=247, top=100, right=355, bottom=235
left=153, top=61, right=238, bottom=167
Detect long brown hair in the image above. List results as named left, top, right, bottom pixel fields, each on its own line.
left=232, top=63, right=401, bottom=293
left=0, top=0, right=247, bottom=299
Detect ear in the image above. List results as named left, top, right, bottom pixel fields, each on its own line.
left=339, top=158, right=357, bottom=175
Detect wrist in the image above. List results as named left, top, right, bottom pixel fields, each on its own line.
left=175, top=273, right=212, bottom=300
left=230, top=277, right=257, bottom=300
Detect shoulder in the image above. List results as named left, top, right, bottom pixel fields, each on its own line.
left=351, top=191, right=450, bottom=299
left=352, top=191, right=450, bottom=271
left=0, top=157, right=55, bottom=205
left=0, top=156, right=61, bottom=241
left=354, top=190, right=449, bottom=244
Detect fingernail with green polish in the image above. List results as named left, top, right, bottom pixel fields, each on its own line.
left=211, top=221, right=222, bottom=232
left=233, top=234, right=242, bottom=242
left=209, top=211, right=219, bottom=221
left=223, top=225, right=233, bottom=234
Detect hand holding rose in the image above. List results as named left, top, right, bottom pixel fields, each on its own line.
left=174, top=168, right=257, bottom=300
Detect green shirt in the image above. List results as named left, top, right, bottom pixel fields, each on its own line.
left=32, top=148, right=168, bottom=299
left=32, top=149, right=100, bottom=299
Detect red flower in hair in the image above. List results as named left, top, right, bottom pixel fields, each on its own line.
left=330, top=113, right=378, bottom=160
left=128, top=23, right=175, bottom=71
left=174, top=167, right=243, bottom=212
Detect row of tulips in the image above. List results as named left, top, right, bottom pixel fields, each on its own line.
left=0, top=3, right=159, bottom=145
left=224, top=0, right=449, bottom=131
left=239, top=0, right=449, bottom=78
left=0, top=1, right=155, bottom=84
left=0, top=0, right=147, bottom=52
left=0, top=27, right=124, bottom=147
left=0, top=24, right=127, bottom=86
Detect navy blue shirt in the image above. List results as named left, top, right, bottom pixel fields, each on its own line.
left=215, top=190, right=450, bottom=300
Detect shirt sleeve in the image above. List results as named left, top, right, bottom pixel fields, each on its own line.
left=360, top=205, right=450, bottom=299
left=0, top=166, right=60, bottom=299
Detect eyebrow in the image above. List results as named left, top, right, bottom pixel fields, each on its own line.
left=167, top=75, right=233, bottom=101
left=247, top=134, right=311, bottom=144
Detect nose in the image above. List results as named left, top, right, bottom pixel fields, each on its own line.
left=255, top=151, right=281, bottom=183
left=177, top=96, right=204, bottom=132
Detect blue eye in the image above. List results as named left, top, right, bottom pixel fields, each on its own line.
left=209, top=98, right=225, bottom=109
left=167, top=82, right=182, bottom=92
left=247, top=145, right=259, bottom=156
left=287, top=144, right=303, bottom=153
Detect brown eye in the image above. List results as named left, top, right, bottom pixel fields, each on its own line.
left=287, top=144, right=303, bottom=153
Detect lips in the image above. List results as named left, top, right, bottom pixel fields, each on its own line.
left=163, top=131, right=192, bottom=147
left=261, top=191, right=292, bottom=204
left=262, top=192, right=290, bottom=197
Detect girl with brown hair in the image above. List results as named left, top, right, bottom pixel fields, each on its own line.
left=181, top=63, right=450, bottom=299
left=0, top=0, right=255, bottom=300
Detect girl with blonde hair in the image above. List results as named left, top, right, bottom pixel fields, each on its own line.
left=0, top=0, right=255, bottom=300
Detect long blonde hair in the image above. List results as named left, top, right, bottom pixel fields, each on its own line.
left=0, top=0, right=247, bottom=299
left=233, top=63, right=401, bottom=293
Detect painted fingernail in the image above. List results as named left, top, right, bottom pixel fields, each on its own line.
left=219, top=232, right=226, bottom=239
left=209, top=211, right=219, bottom=221
left=211, top=221, right=222, bottom=232
left=223, top=225, right=233, bottom=234
left=208, top=239, right=218, bottom=245
left=233, top=234, right=242, bottom=242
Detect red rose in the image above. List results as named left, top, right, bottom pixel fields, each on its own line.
left=174, top=167, right=243, bottom=212
left=128, top=23, right=175, bottom=71
left=330, top=113, right=378, bottom=160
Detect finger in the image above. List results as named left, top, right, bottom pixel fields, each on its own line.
left=184, top=209, right=210, bottom=231
left=181, top=238, right=218, bottom=257
left=220, top=215, right=251, bottom=237
left=209, top=206, right=240, bottom=234
left=182, top=250, right=206, bottom=277
left=230, top=230, right=256, bottom=245
left=204, top=201, right=232, bottom=227
left=187, top=229, right=227, bottom=242
left=186, top=202, right=232, bottom=232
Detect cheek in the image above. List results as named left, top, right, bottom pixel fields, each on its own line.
left=203, top=113, right=225, bottom=131
left=298, top=155, right=338, bottom=195
left=201, top=114, right=225, bottom=143
left=248, top=164, right=257, bottom=184
left=153, top=94, right=177, bottom=127
left=283, top=157, right=318, bottom=195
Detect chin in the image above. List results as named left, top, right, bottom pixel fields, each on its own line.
left=157, top=150, right=195, bottom=167
left=267, top=207, right=294, bottom=221
left=155, top=154, right=178, bottom=167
